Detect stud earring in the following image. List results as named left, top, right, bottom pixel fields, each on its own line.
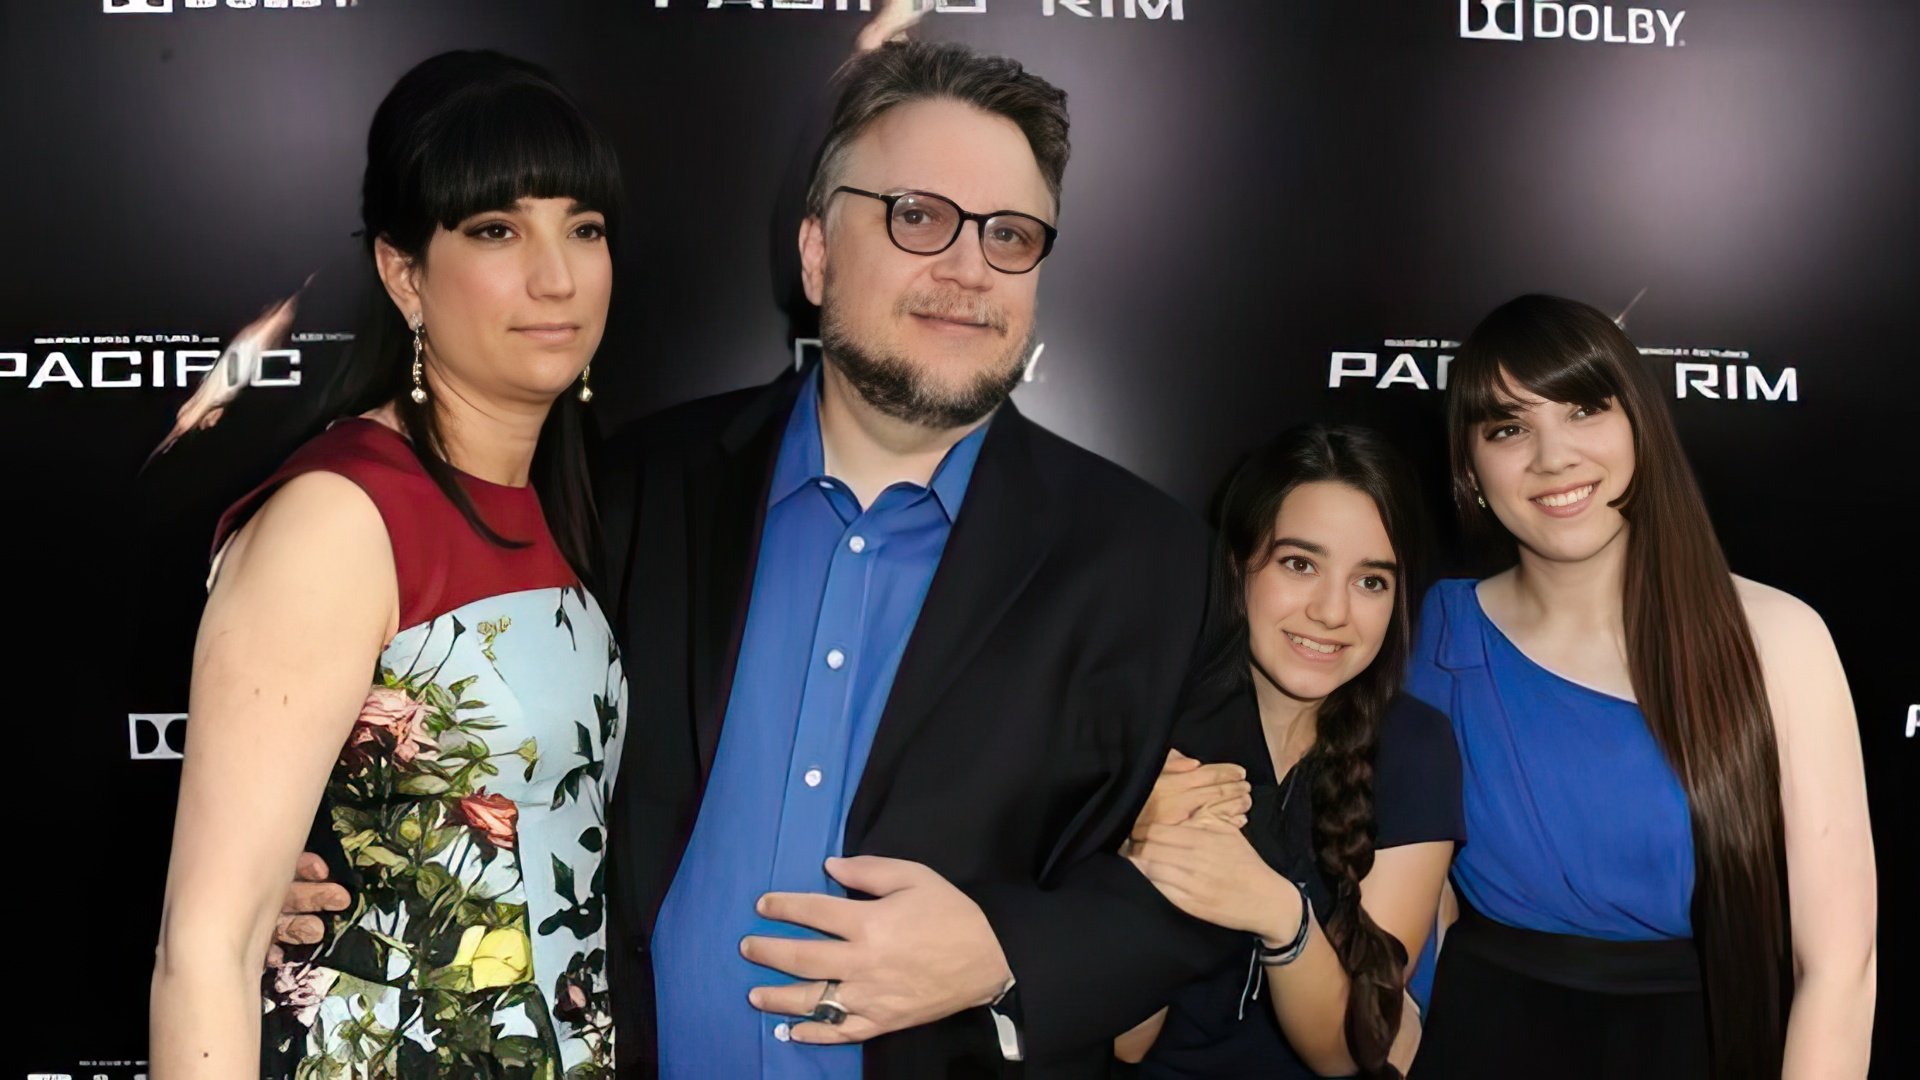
left=1476, top=493, right=1488, bottom=508
left=409, top=314, right=428, bottom=404
left=577, top=363, right=594, bottom=404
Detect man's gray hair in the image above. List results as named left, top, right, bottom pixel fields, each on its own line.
left=804, top=40, right=1071, bottom=220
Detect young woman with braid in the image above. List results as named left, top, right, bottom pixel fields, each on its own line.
left=1115, top=424, right=1462, bottom=1079
left=1404, top=295, right=1875, bottom=1079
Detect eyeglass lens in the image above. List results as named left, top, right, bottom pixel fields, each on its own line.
left=887, top=192, right=1049, bottom=272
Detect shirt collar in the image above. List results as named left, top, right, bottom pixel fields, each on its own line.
left=927, top=412, right=989, bottom=520
left=769, top=364, right=992, bottom=521
left=767, top=367, right=829, bottom=507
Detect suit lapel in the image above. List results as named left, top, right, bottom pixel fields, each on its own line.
left=846, top=403, right=1060, bottom=845
left=687, top=368, right=803, bottom=775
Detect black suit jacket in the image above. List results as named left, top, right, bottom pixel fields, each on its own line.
left=596, top=365, right=1259, bottom=1078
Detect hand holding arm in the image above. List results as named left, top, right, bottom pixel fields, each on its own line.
left=1127, top=819, right=1306, bottom=944
left=1129, top=818, right=1453, bottom=1076
left=1127, top=750, right=1252, bottom=849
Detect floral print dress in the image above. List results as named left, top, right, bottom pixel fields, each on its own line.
left=214, top=419, right=626, bottom=1079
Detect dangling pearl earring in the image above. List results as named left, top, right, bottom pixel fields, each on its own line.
left=577, top=363, right=594, bottom=404
left=409, top=314, right=428, bottom=404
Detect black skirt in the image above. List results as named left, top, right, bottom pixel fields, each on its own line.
left=1411, top=901, right=1709, bottom=1079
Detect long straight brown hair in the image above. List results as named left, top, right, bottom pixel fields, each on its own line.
left=1446, top=295, right=1791, bottom=1079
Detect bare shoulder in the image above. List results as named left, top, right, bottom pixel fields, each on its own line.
left=1732, top=575, right=1851, bottom=738
left=1732, top=575, right=1835, bottom=655
left=214, top=470, right=393, bottom=602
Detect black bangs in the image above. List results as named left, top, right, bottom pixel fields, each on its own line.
left=363, top=50, right=624, bottom=256
left=418, top=83, right=624, bottom=236
left=1446, top=293, right=1655, bottom=537
left=1451, top=294, right=1625, bottom=425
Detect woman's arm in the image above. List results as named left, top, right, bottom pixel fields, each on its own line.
left=1259, top=841, right=1452, bottom=1076
left=150, top=473, right=397, bottom=1079
left=1738, top=580, right=1876, bottom=1079
left=1128, top=820, right=1452, bottom=1076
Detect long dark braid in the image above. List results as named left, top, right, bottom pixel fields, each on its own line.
left=1309, top=682, right=1409, bottom=1077
left=1201, top=424, right=1427, bottom=1078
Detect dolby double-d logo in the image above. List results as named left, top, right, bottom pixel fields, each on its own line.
left=130, top=713, right=188, bottom=760
left=1460, top=0, right=1687, bottom=47
left=1461, top=0, right=1524, bottom=39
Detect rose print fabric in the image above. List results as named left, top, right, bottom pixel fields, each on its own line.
left=214, top=421, right=626, bottom=1079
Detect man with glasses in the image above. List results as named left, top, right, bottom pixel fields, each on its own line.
left=598, top=40, right=1255, bottom=1078
left=267, top=36, right=1255, bottom=1079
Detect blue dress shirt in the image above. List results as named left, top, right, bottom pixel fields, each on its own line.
left=652, top=368, right=989, bottom=1079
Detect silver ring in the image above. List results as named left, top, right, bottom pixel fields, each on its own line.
left=808, top=980, right=849, bottom=1026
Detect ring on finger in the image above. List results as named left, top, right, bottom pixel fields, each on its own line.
left=809, top=979, right=850, bottom=1026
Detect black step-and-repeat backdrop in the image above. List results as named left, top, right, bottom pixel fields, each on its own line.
left=3, top=1, right=1913, bottom=1076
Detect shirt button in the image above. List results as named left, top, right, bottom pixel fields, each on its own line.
left=848, top=535, right=867, bottom=553
left=804, top=767, right=823, bottom=788
left=825, top=648, right=846, bottom=670
left=774, top=1022, right=791, bottom=1042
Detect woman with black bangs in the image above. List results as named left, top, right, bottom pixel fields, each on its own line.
left=152, top=51, right=628, bottom=1077
left=1407, top=295, right=1875, bottom=1078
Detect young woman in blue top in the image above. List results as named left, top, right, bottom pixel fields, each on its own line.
left=1407, top=295, right=1875, bottom=1079
left=1116, top=425, right=1464, bottom=1078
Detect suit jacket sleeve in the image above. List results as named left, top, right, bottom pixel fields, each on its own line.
left=963, top=545, right=1264, bottom=1059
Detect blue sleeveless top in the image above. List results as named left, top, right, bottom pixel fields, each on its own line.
left=1405, top=579, right=1694, bottom=940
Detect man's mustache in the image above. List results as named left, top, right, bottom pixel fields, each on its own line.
left=894, top=291, right=1011, bottom=335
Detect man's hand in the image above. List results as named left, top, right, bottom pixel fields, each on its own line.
left=743, top=856, right=1012, bottom=1045
left=266, top=852, right=349, bottom=967
left=1129, top=749, right=1251, bottom=846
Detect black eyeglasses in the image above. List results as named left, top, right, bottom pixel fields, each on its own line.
left=833, top=186, right=1058, bottom=274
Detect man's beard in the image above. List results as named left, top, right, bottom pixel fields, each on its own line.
left=819, top=288, right=1030, bottom=431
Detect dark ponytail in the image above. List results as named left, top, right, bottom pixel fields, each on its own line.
left=1204, top=424, right=1428, bottom=1078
